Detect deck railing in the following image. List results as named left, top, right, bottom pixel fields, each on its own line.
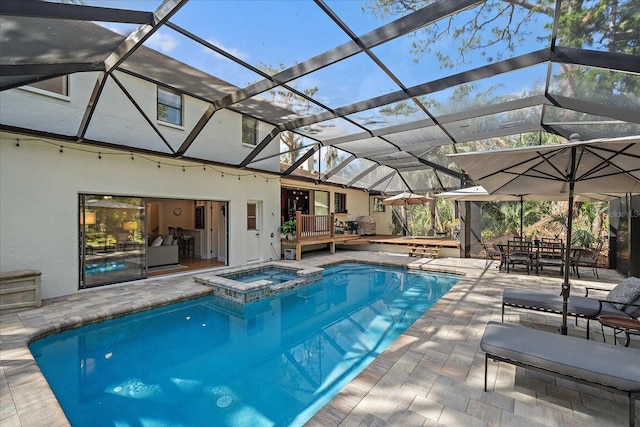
left=295, top=211, right=335, bottom=240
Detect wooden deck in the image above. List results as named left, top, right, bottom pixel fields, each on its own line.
left=282, top=212, right=360, bottom=260
left=281, top=234, right=360, bottom=260
left=282, top=212, right=460, bottom=261
left=366, top=236, right=459, bottom=248
left=366, top=236, right=459, bottom=259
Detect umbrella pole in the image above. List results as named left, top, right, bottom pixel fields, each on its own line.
left=520, top=197, right=524, bottom=239
left=561, top=194, right=574, bottom=335
left=404, top=200, right=408, bottom=236
left=561, top=151, right=577, bottom=336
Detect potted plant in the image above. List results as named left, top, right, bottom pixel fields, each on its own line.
left=280, top=220, right=297, bottom=240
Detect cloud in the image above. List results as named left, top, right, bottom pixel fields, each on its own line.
left=146, top=32, right=179, bottom=53
left=203, top=38, right=249, bottom=62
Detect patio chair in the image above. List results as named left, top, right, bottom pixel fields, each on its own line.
left=506, top=240, right=533, bottom=274
left=571, top=238, right=604, bottom=279
left=482, top=240, right=502, bottom=268
left=502, top=276, right=640, bottom=339
left=535, top=242, right=565, bottom=276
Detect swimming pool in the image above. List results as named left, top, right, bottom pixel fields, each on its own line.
left=30, top=263, right=459, bottom=427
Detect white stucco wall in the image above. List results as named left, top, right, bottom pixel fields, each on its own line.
left=0, top=72, right=280, bottom=168
left=0, top=134, right=281, bottom=299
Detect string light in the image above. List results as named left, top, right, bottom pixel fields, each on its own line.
left=8, top=138, right=281, bottom=182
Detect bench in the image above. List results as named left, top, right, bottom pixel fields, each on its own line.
left=481, top=321, right=640, bottom=426
left=0, top=270, right=42, bottom=312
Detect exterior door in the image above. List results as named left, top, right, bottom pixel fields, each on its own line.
left=246, top=202, right=261, bottom=262
left=79, top=194, right=146, bottom=289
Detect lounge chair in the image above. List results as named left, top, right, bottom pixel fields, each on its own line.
left=481, top=321, right=640, bottom=427
left=502, top=277, right=640, bottom=339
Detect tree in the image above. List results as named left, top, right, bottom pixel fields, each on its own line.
left=364, top=0, right=638, bottom=100
left=363, top=0, right=554, bottom=68
left=256, top=62, right=319, bottom=165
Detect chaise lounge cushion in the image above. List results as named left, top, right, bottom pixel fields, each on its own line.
left=481, top=321, right=640, bottom=393
left=502, top=288, right=628, bottom=319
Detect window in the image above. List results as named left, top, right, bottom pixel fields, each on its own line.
left=314, top=190, right=329, bottom=215
left=247, top=203, right=257, bottom=230
left=28, top=76, right=68, bottom=96
left=373, top=197, right=386, bottom=213
left=334, top=193, right=347, bottom=213
left=242, top=115, right=258, bottom=145
left=157, top=86, right=182, bottom=126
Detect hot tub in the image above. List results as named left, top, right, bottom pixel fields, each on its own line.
left=193, top=262, right=323, bottom=303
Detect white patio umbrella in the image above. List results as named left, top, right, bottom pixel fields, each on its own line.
left=382, top=192, right=432, bottom=236
left=86, top=199, right=144, bottom=210
left=437, top=185, right=621, bottom=238
left=449, top=135, right=640, bottom=335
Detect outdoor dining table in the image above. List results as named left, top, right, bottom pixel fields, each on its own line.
left=496, top=241, right=584, bottom=277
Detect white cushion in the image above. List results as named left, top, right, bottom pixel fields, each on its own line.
left=162, top=235, right=174, bottom=246
left=151, top=236, right=164, bottom=247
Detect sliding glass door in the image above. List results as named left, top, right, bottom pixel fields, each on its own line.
left=79, top=195, right=146, bottom=288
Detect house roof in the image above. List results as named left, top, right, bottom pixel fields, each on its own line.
left=1, top=0, right=638, bottom=194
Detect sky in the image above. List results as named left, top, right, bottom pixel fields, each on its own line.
left=83, top=0, right=553, bottom=111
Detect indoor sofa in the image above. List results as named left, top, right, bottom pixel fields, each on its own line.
left=147, top=234, right=179, bottom=267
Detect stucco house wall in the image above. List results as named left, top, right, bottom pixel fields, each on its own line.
left=0, top=72, right=279, bottom=168
left=0, top=69, right=283, bottom=299
left=0, top=134, right=280, bottom=299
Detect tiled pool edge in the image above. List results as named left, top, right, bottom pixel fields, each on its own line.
left=193, top=261, right=324, bottom=303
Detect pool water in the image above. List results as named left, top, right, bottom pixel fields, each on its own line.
left=230, top=268, right=298, bottom=284
left=30, top=263, right=459, bottom=427
left=85, top=262, right=127, bottom=275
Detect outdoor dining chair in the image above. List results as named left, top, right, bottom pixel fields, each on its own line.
left=535, top=242, right=565, bottom=276
left=482, top=240, right=502, bottom=268
left=506, top=240, right=533, bottom=274
left=571, top=238, right=604, bottom=278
